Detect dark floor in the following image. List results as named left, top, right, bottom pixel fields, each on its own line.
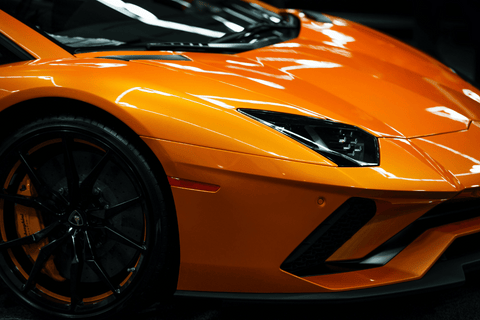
left=2, top=7, right=480, bottom=320
left=3, top=272, right=480, bottom=320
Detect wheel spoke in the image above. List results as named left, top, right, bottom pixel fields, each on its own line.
left=18, top=152, right=44, bottom=193
left=62, top=135, right=80, bottom=203
left=102, top=225, right=146, bottom=252
left=0, top=220, right=60, bottom=251
left=79, top=150, right=111, bottom=194
left=0, top=189, right=54, bottom=213
left=0, top=116, right=165, bottom=317
left=22, top=231, right=70, bottom=292
left=84, top=231, right=120, bottom=296
left=18, top=152, right=68, bottom=207
left=70, top=230, right=83, bottom=310
left=104, top=196, right=143, bottom=220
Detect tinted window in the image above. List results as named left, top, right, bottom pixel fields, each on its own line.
left=1, top=0, right=293, bottom=52
left=0, top=33, right=33, bottom=65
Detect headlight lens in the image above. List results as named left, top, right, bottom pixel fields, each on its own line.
left=238, top=109, right=379, bottom=167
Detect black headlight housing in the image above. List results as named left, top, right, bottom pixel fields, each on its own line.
left=238, top=109, right=379, bottom=167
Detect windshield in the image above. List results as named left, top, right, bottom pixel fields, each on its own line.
left=1, top=0, right=298, bottom=53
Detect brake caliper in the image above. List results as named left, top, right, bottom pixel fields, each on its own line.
left=15, top=176, right=65, bottom=282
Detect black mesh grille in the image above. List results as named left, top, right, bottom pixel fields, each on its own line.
left=281, top=198, right=376, bottom=276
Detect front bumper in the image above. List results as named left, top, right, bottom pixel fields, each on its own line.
left=141, top=124, right=480, bottom=295
left=175, top=241, right=480, bottom=301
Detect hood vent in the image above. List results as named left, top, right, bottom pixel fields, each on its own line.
left=98, top=55, right=190, bottom=61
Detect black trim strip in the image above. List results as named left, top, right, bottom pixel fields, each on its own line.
left=0, top=32, right=35, bottom=63
left=98, top=54, right=191, bottom=61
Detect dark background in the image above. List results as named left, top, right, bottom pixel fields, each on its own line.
left=2, top=1, right=480, bottom=319
left=266, top=0, right=480, bottom=85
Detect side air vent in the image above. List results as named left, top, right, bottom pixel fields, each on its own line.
left=281, top=198, right=376, bottom=276
left=283, top=197, right=480, bottom=278
left=98, top=55, right=191, bottom=61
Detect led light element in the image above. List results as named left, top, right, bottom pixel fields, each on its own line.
left=238, top=109, right=379, bottom=167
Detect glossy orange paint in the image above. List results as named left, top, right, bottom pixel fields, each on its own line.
left=0, top=11, right=71, bottom=59
left=411, top=121, right=480, bottom=188
left=142, top=137, right=476, bottom=292
left=2, top=2, right=480, bottom=296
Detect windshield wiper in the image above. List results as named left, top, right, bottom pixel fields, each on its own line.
left=74, top=40, right=271, bottom=54
left=145, top=41, right=260, bottom=53
left=73, top=14, right=299, bottom=54
left=210, top=22, right=297, bottom=44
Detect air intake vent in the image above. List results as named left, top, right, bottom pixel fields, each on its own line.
left=281, top=197, right=376, bottom=276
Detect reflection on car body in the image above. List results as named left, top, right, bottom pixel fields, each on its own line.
left=1, top=0, right=480, bottom=319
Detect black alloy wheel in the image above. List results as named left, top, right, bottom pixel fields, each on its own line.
left=0, top=114, right=178, bottom=319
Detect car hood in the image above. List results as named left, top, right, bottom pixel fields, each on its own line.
left=124, top=14, right=480, bottom=139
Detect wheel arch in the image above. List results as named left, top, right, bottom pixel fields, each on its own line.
left=0, top=96, right=180, bottom=294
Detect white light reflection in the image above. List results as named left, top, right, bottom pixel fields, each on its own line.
left=226, top=60, right=261, bottom=67
left=212, top=15, right=244, bottom=32
left=463, top=89, right=480, bottom=104
left=260, top=57, right=301, bottom=62
left=0, top=88, right=14, bottom=94
left=49, top=62, right=126, bottom=68
left=307, top=45, right=352, bottom=58
left=426, top=106, right=470, bottom=124
left=273, top=42, right=301, bottom=48
left=227, top=65, right=294, bottom=80
left=305, top=22, right=333, bottom=30
left=333, top=19, right=348, bottom=26
left=171, top=0, right=191, bottom=8
left=115, top=87, right=276, bottom=155
left=115, top=87, right=173, bottom=108
left=372, top=167, right=444, bottom=182
left=195, top=96, right=234, bottom=109
left=281, top=60, right=342, bottom=73
left=269, top=16, right=281, bottom=23
left=190, top=95, right=324, bottom=118
left=321, top=29, right=355, bottom=48
left=0, top=75, right=60, bottom=87
left=223, top=7, right=257, bottom=24
left=97, top=0, right=225, bottom=38
left=248, top=78, right=284, bottom=89
left=471, top=165, right=480, bottom=174
left=160, top=62, right=284, bottom=89
left=47, top=33, right=125, bottom=47
left=303, top=22, right=354, bottom=48
left=192, top=95, right=293, bottom=109
left=424, top=78, right=475, bottom=120
left=417, top=138, right=480, bottom=165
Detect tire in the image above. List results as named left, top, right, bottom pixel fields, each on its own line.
left=0, top=114, right=178, bottom=319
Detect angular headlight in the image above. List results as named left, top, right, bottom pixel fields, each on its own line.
left=238, top=109, right=379, bottom=167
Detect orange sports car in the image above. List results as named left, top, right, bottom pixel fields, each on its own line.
left=1, top=0, right=480, bottom=319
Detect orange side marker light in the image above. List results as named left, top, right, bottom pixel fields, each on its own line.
left=168, top=177, right=220, bottom=193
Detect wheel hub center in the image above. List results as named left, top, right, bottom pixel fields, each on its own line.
left=68, top=210, right=85, bottom=227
